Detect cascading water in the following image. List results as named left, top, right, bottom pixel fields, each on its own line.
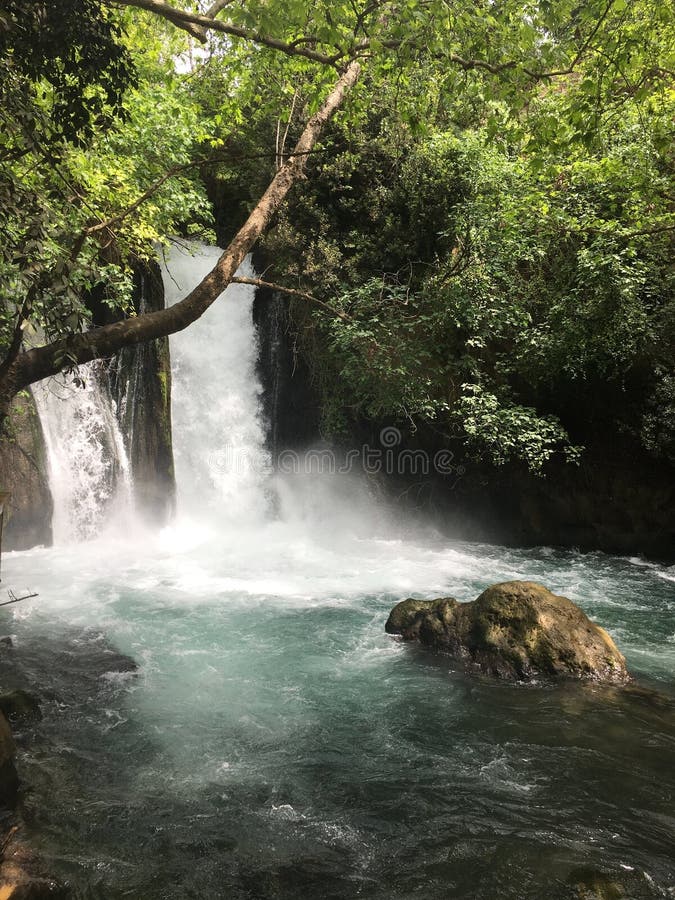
left=3, top=243, right=675, bottom=899
left=160, top=242, right=271, bottom=524
left=31, top=365, right=133, bottom=542
left=160, top=241, right=386, bottom=542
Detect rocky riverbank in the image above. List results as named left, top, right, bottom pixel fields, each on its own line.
left=0, top=628, right=140, bottom=898
left=0, top=690, right=66, bottom=899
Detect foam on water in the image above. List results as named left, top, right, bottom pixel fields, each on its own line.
left=4, top=524, right=675, bottom=899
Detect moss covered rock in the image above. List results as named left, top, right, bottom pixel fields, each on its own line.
left=385, top=580, right=630, bottom=683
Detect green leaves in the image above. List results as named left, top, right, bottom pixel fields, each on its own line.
left=0, top=2, right=214, bottom=363
left=0, top=0, right=672, bottom=444
left=252, top=25, right=673, bottom=470
left=0, top=0, right=136, bottom=148
left=456, top=384, right=582, bottom=472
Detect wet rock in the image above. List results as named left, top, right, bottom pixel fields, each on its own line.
left=0, top=639, right=13, bottom=649
left=0, top=712, right=18, bottom=808
left=385, top=597, right=458, bottom=635
left=568, top=866, right=625, bottom=899
left=106, top=260, right=176, bottom=526
left=386, top=580, right=630, bottom=684
left=0, top=392, right=53, bottom=550
left=0, top=692, right=41, bottom=724
left=0, top=823, right=69, bottom=898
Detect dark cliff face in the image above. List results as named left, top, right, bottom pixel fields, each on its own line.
left=419, top=447, right=675, bottom=563
left=0, top=393, right=53, bottom=551
left=251, top=291, right=675, bottom=562
left=456, top=453, right=675, bottom=562
left=107, top=261, right=176, bottom=525
left=251, top=279, right=322, bottom=457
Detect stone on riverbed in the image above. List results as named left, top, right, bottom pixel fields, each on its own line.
left=0, top=711, right=18, bottom=807
left=385, top=580, right=630, bottom=683
left=0, top=691, right=41, bottom=724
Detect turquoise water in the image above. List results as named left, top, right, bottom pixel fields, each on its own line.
left=2, top=525, right=674, bottom=899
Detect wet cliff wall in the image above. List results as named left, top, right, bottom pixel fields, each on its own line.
left=252, top=288, right=675, bottom=562
left=0, top=393, right=53, bottom=551
left=0, top=260, right=175, bottom=549
left=106, top=261, right=175, bottom=525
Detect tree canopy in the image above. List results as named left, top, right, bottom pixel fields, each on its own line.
left=0, top=0, right=672, bottom=470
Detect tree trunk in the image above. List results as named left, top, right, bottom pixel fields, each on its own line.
left=2, top=61, right=361, bottom=415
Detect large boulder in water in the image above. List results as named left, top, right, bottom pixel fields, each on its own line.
left=385, top=580, right=630, bottom=683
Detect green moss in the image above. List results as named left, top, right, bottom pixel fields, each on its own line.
left=157, top=369, right=169, bottom=410
left=385, top=597, right=456, bottom=635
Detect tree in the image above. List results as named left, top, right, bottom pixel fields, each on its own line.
left=0, top=0, right=672, bottom=440
left=263, top=105, right=673, bottom=470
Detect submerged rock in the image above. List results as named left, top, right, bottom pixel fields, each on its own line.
left=385, top=580, right=630, bottom=683
left=0, top=822, right=69, bottom=898
left=0, top=711, right=18, bottom=807
left=567, top=866, right=625, bottom=899
left=0, top=692, right=41, bottom=724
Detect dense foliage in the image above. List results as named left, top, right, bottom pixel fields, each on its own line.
left=253, top=59, right=674, bottom=471
left=0, top=2, right=212, bottom=367
left=0, top=0, right=672, bottom=473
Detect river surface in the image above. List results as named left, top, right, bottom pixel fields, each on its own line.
left=3, top=531, right=674, bottom=899
left=3, top=243, right=673, bottom=898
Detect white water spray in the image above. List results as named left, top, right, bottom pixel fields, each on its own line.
left=161, top=242, right=270, bottom=524
left=32, top=365, right=133, bottom=543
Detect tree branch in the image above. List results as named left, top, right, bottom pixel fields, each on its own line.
left=179, top=0, right=240, bottom=42
left=230, top=276, right=353, bottom=322
left=110, top=0, right=342, bottom=64
left=13, top=61, right=362, bottom=391
left=83, top=148, right=331, bottom=238
left=109, top=0, right=616, bottom=81
left=522, top=0, right=616, bottom=79
left=204, top=0, right=236, bottom=18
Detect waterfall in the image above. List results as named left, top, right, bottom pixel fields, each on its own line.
left=160, top=241, right=271, bottom=523
left=161, top=240, right=389, bottom=540
left=30, top=241, right=266, bottom=545
left=31, top=364, right=133, bottom=543
left=30, top=240, right=375, bottom=547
